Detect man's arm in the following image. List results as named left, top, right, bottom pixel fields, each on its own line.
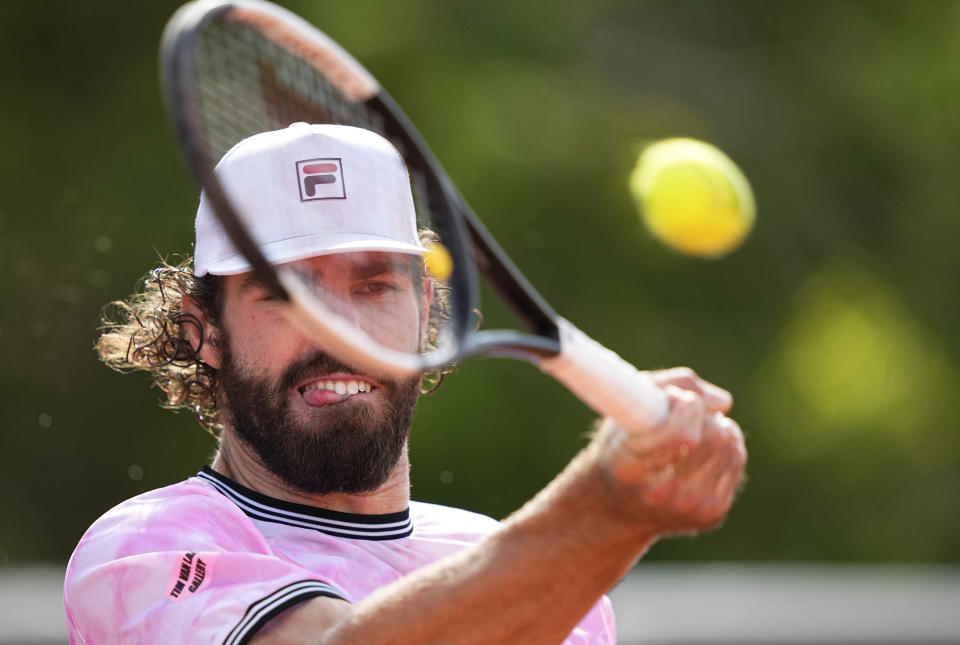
left=252, top=368, right=746, bottom=645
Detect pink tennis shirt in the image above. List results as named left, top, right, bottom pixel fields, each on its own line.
left=64, top=467, right=617, bottom=643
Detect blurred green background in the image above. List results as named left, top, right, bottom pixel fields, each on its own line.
left=1, top=0, right=958, bottom=568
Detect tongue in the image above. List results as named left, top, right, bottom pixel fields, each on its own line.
left=302, top=388, right=350, bottom=407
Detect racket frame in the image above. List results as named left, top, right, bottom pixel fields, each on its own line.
left=161, top=0, right=563, bottom=375
left=161, top=0, right=669, bottom=425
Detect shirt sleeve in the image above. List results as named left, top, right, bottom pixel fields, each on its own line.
left=565, top=594, right=617, bottom=644
left=64, top=484, right=348, bottom=644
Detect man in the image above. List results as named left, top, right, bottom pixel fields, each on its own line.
left=65, top=123, right=746, bottom=643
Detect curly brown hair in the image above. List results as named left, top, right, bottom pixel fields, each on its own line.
left=96, top=239, right=451, bottom=438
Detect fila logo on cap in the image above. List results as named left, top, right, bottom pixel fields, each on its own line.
left=296, top=157, right=347, bottom=201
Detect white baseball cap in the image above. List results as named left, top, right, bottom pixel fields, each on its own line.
left=194, top=123, right=423, bottom=276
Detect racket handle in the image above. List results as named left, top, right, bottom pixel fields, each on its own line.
left=539, top=318, right=670, bottom=431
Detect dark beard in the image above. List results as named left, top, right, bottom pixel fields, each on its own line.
left=218, top=340, right=420, bottom=496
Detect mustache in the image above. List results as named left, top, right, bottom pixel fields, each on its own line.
left=277, top=351, right=373, bottom=393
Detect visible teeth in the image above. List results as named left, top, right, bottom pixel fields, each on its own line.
left=303, top=379, right=373, bottom=394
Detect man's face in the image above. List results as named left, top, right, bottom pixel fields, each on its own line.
left=213, top=252, right=427, bottom=495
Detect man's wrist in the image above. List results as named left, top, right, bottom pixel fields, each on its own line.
left=575, top=424, right=663, bottom=544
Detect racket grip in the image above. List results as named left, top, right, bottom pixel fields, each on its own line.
left=539, top=318, right=669, bottom=431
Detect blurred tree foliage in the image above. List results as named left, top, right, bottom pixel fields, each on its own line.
left=1, top=0, right=958, bottom=565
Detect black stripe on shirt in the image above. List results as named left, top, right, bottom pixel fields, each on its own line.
left=224, top=579, right=346, bottom=645
left=196, top=467, right=414, bottom=540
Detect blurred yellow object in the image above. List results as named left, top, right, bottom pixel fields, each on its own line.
left=629, top=138, right=755, bottom=258
left=423, top=241, right=453, bottom=281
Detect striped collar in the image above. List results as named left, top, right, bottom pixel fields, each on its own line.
left=196, top=466, right=413, bottom=541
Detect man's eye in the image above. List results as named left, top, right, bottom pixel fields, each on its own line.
left=356, top=281, right=397, bottom=295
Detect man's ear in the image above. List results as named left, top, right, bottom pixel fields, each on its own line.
left=181, top=295, right=223, bottom=370
left=421, top=276, right=434, bottom=325
left=418, top=276, right=435, bottom=353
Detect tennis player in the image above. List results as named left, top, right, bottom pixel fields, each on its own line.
left=64, top=124, right=746, bottom=644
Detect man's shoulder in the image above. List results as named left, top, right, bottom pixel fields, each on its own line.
left=409, top=500, right=502, bottom=537
left=70, top=472, right=254, bottom=559
left=96, top=473, right=232, bottom=523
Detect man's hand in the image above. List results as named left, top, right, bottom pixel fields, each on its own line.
left=600, top=367, right=747, bottom=537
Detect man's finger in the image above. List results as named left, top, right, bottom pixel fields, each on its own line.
left=648, top=367, right=733, bottom=414
left=618, top=385, right=705, bottom=458
left=702, top=418, right=747, bottom=515
left=669, top=412, right=742, bottom=513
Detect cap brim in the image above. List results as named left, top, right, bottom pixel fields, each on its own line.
left=201, top=233, right=425, bottom=276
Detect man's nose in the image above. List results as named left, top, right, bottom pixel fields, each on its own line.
left=321, top=287, right=365, bottom=328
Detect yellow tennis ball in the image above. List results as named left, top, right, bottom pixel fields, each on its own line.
left=423, top=241, right=453, bottom=281
left=629, top=138, right=755, bottom=258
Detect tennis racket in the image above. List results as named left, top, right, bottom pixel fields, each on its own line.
left=160, top=0, right=668, bottom=432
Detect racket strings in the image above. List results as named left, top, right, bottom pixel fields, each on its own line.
left=189, top=17, right=441, bottom=240
left=192, top=19, right=381, bottom=161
